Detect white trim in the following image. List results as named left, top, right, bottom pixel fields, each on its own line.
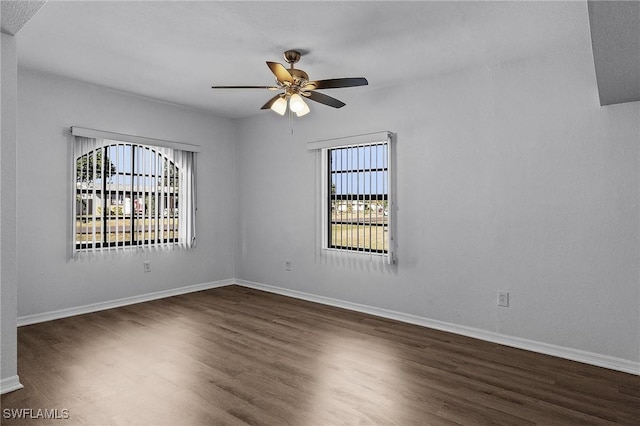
left=385, top=134, right=395, bottom=264
left=321, top=247, right=388, bottom=258
left=235, top=279, right=640, bottom=376
left=71, top=126, right=201, bottom=152
left=307, top=131, right=391, bottom=151
left=17, top=279, right=233, bottom=327
left=0, top=376, right=24, bottom=395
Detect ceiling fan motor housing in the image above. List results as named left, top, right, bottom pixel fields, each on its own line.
left=288, top=68, right=309, bottom=83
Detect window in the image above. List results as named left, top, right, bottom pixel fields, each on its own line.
left=328, top=142, right=389, bottom=253
left=71, top=127, right=198, bottom=253
left=308, top=131, right=394, bottom=262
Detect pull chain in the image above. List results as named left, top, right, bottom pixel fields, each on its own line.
left=288, top=99, right=295, bottom=134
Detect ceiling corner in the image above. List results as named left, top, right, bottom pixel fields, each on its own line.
left=1, top=0, right=47, bottom=36
left=588, top=0, right=640, bottom=106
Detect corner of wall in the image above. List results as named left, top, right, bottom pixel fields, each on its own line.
left=1, top=32, right=20, bottom=389
left=231, top=118, right=241, bottom=281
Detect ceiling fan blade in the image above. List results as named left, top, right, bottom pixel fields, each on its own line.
left=304, top=77, right=368, bottom=90
left=267, top=62, right=293, bottom=84
left=305, top=91, right=346, bottom=108
left=261, top=94, right=284, bottom=110
left=212, top=85, right=279, bottom=90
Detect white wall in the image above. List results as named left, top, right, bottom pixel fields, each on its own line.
left=235, top=38, right=640, bottom=363
left=1, top=33, right=20, bottom=390
left=16, top=69, right=236, bottom=317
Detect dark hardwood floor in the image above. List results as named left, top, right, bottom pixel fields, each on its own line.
left=2, top=285, right=638, bottom=425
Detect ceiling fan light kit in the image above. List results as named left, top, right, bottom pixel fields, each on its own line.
left=212, top=50, right=368, bottom=118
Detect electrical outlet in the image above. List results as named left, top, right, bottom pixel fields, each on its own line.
left=498, top=291, right=509, bottom=307
left=285, top=260, right=292, bottom=271
left=143, top=261, right=151, bottom=273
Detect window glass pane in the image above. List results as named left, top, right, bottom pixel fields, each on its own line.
left=75, top=142, right=180, bottom=250
left=328, top=142, right=388, bottom=254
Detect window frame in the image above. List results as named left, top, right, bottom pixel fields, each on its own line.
left=311, top=131, right=394, bottom=263
left=325, top=142, right=390, bottom=254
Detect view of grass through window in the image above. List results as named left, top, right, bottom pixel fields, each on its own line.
left=328, top=142, right=388, bottom=253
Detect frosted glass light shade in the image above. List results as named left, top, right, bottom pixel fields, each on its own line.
left=295, top=100, right=311, bottom=117
left=271, top=97, right=287, bottom=115
left=289, top=94, right=306, bottom=113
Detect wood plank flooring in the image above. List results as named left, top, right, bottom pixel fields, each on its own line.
left=2, top=285, right=638, bottom=425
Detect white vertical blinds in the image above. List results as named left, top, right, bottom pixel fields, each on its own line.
left=72, top=132, right=197, bottom=255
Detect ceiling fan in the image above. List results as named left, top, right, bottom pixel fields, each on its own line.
left=211, top=50, right=368, bottom=117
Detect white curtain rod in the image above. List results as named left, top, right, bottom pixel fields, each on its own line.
left=71, top=126, right=202, bottom=153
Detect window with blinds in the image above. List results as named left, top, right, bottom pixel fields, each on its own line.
left=327, top=141, right=389, bottom=254
left=75, top=142, right=181, bottom=250
left=71, top=127, right=198, bottom=254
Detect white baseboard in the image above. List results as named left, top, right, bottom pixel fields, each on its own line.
left=235, top=279, right=640, bottom=376
left=17, top=279, right=235, bottom=327
left=0, top=375, right=23, bottom=395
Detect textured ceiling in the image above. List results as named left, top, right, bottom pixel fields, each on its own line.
left=0, top=0, right=46, bottom=35
left=15, top=1, right=589, bottom=119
